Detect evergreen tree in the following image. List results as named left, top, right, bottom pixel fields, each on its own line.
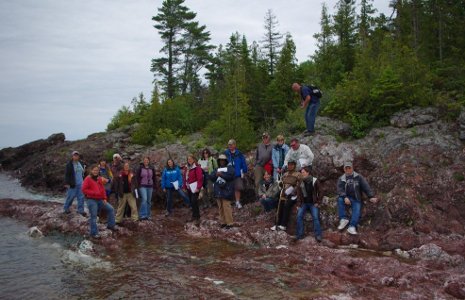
left=333, top=0, right=358, bottom=73
left=261, top=9, right=283, bottom=77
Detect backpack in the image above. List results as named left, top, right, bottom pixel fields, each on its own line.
left=302, top=85, right=322, bottom=98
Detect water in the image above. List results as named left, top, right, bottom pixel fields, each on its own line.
left=0, top=173, right=63, bottom=202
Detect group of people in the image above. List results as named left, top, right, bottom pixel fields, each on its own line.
left=62, top=82, right=377, bottom=240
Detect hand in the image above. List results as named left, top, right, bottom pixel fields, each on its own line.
left=216, top=172, right=222, bottom=177
left=277, top=168, right=281, bottom=174
left=314, top=203, right=319, bottom=208
left=369, top=197, right=378, bottom=204
left=103, top=199, right=107, bottom=204
left=101, top=177, right=109, bottom=184
left=163, top=188, right=166, bottom=193
left=344, top=197, right=351, bottom=205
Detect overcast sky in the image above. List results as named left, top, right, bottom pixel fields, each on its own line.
left=0, top=0, right=391, bottom=149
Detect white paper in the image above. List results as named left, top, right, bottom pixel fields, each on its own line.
left=172, top=181, right=179, bottom=190
left=189, top=182, right=198, bottom=192
left=285, top=186, right=295, bottom=195
left=291, top=195, right=298, bottom=200
left=217, top=167, right=228, bottom=173
left=135, top=189, right=139, bottom=199
left=199, top=160, right=208, bottom=169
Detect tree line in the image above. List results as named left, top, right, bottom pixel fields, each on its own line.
left=107, top=0, right=465, bottom=148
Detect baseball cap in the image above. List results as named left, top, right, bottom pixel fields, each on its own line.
left=71, top=151, right=80, bottom=156
left=228, top=139, right=236, bottom=145
left=344, top=161, right=353, bottom=168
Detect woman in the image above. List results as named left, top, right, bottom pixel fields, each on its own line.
left=272, top=135, right=290, bottom=182
left=198, top=148, right=217, bottom=202
left=98, top=159, right=113, bottom=198
left=137, top=157, right=156, bottom=220
left=296, top=166, right=322, bottom=242
left=258, top=171, right=280, bottom=212
left=161, top=158, right=190, bottom=216
left=209, top=154, right=235, bottom=229
left=81, top=164, right=116, bottom=238
left=183, top=154, right=203, bottom=224
left=114, top=162, right=139, bottom=223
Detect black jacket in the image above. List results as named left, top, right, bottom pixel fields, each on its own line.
left=64, top=160, right=85, bottom=188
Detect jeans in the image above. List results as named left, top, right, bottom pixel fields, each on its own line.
left=86, top=199, right=115, bottom=236
left=337, top=196, right=362, bottom=228
left=260, top=197, right=277, bottom=212
left=277, top=198, right=296, bottom=227
left=138, top=187, right=153, bottom=219
left=296, top=203, right=322, bottom=239
left=64, top=184, right=85, bottom=214
left=166, top=188, right=190, bottom=213
left=305, top=101, right=320, bottom=132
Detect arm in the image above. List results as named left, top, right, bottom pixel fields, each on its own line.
left=219, top=166, right=235, bottom=182
left=271, top=148, right=278, bottom=168
left=195, top=166, right=203, bottom=191
left=336, top=177, right=346, bottom=198
left=306, top=146, right=314, bottom=165
left=241, top=154, right=248, bottom=173
left=314, top=179, right=322, bottom=205
left=359, top=175, right=375, bottom=198
left=177, top=167, right=183, bottom=188
left=161, top=169, right=166, bottom=189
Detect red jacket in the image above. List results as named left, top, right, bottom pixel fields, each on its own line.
left=182, top=164, right=203, bottom=192
left=82, top=176, right=107, bottom=200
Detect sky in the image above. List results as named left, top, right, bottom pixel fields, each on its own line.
left=0, top=0, right=391, bottom=149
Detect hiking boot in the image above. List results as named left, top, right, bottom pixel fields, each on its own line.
left=63, top=210, right=71, bottom=215
left=220, top=224, right=227, bottom=228
left=91, top=234, right=101, bottom=239
left=225, top=224, right=233, bottom=230
left=304, top=131, right=315, bottom=137
left=270, top=225, right=277, bottom=231
left=337, top=219, right=349, bottom=230
left=347, top=226, right=357, bottom=235
left=79, top=212, right=88, bottom=218
left=315, top=235, right=323, bottom=243
left=235, top=201, right=242, bottom=209
left=194, top=219, right=201, bottom=226
left=107, top=226, right=119, bottom=232
left=164, top=211, right=171, bottom=217
left=278, top=225, right=286, bottom=231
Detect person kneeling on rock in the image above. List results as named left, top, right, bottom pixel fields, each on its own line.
left=82, top=165, right=117, bottom=238
left=296, top=166, right=322, bottom=242
left=210, top=154, right=235, bottom=229
left=271, top=160, right=302, bottom=231
left=336, top=161, right=378, bottom=235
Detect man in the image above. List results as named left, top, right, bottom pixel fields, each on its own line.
left=336, top=161, right=378, bottom=235
left=224, top=139, right=248, bottom=209
left=254, top=132, right=273, bottom=195
left=271, top=135, right=289, bottom=181
left=296, top=166, right=322, bottom=242
left=210, top=154, right=236, bottom=229
left=63, top=150, right=86, bottom=216
left=258, top=171, right=280, bottom=212
left=292, top=82, right=321, bottom=136
left=283, top=138, right=314, bottom=171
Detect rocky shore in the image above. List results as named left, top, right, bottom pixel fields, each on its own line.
left=1, top=106, right=465, bottom=298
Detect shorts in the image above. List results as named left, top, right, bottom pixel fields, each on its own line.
left=234, top=177, right=244, bottom=191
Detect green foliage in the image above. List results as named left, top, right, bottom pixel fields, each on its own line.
left=155, top=128, right=178, bottom=144
left=103, top=149, right=116, bottom=162
left=453, top=172, right=465, bottom=182
left=275, top=107, right=306, bottom=136
left=107, top=106, right=135, bottom=131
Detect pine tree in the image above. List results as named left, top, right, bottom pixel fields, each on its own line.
left=261, top=9, right=283, bottom=77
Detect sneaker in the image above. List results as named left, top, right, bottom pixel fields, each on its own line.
left=235, top=201, right=242, bottom=209
left=63, top=210, right=71, bottom=215
left=164, top=212, right=170, bottom=217
left=315, top=235, right=322, bottom=243
left=91, top=234, right=101, bottom=239
left=270, top=225, right=277, bottom=231
left=337, top=219, right=349, bottom=230
left=347, top=226, right=357, bottom=235
left=278, top=225, right=286, bottom=231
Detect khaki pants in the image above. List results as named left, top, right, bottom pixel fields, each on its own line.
left=116, top=193, right=138, bottom=222
left=217, top=198, right=233, bottom=225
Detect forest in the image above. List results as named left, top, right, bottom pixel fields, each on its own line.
left=107, top=0, right=465, bottom=150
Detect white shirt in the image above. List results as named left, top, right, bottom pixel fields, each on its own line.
left=283, top=144, right=314, bottom=170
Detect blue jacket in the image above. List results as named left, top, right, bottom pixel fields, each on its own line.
left=301, top=85, right=320, bottom=104
left=272, top=143, right=290, bottom=170
left=210, top=165, right=235, bottom=200
left=224, top=149, right=247, bottom=178
left=161, top=166, right=183, bottom=190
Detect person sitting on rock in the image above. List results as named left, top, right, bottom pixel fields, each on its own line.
left=336, top=161, right=378, bottom=235
left=161, top=158, right=190, bottom=216
left=209, top=154, right=235, bottom=229
left=296, top=166, right=322, bottom=242
left=63, top=150, right=87, bottom=216
left=81, top=164, right=116, bottom=238
left=271, top=160, right=302, bottom=231
left=258, top=171, right=280, bottom=212
left=283, top=138, right=314, bottom=171
left=114, top=162, right=139, bottom=224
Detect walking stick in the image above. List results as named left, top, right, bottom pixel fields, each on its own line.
left=275, top=174, right=285, bottom=230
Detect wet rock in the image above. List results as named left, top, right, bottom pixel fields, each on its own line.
left=408, top=243, right=465, bottom=266
left=78, top=240, right=94, bottom=255
left=444, top=276, right=465, bottom=299
left=27, top=226, right=43, bottom=238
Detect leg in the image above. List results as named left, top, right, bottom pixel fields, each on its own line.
left=296, top=204, right=308, bottom=239
left=63, top=187, right=77, bottom=212
left=115, top=194, right=127, bottom=223
left=217, top=199, right=225, bottom=224
left=190, top=191, right=200, bottom=219
left=166, top=189, right=173, bottom=213
left=254, top=166, right=264, bottom=195
left=126, top=193, right=139, bottom=221
left=138, top=187, right=148, bottom=219
left=310, top=204, right=322, bottom=237
left=146, top=187, right=153, bottom=217
left=307, top=102, right=320, bottom=132
left=103, top=201, right=115, bottom=228
left=337, top=196, right=348, bottom=221
left=304, top=104, right=312, bottom=132
left=281, top=199, right=296, bottom=227
left=177, top=189, right=191, bottom=206
left=87, top=199, right=98, bottom=236
left=222, top=199, right=233, bottom=225
left=349, top=198, right=362, bottom=228
left=76, top=184, right=85, bottom=214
